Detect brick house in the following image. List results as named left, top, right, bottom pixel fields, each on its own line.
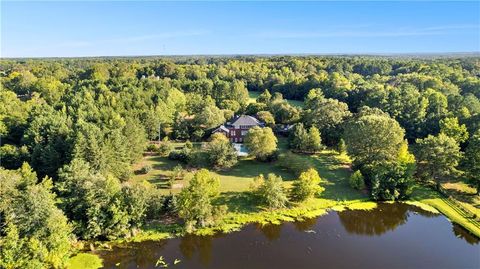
left=212, top=115, right=264, bottom=143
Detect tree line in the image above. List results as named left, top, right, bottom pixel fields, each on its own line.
left=1, top=55, right=479, bottom=267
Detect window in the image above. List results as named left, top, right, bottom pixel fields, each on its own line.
left=241, top=130, right=247, bottom=136
left=230, top=130, right=235, bottom=136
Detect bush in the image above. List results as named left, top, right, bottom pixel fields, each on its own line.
left=291, top=168, right=324, bottom=201
left=168, top=148, right=190, bottom=163
left=146, top=144, right=158, bottom=152
left=140, top=165, right=152, bottom=174
left=251, top=173, right=288, bottom=209
left=277, top=152, right=313, bottom=176
left=168, top=164, right=184, bottom=188
left=349, top=170, right=365, bottom=190
left=158, top=139, right=173, bottom=157
left=145, top=189, right=166, bottom=220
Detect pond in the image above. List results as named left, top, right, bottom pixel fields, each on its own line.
left=97, top=203, right=479, bottom=269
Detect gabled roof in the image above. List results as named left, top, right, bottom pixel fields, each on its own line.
left=213, top=125, right=229, bottom=133
left=229, top=115, right=261, bottom=127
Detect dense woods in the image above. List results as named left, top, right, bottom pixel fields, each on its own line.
left=1, top=55, right=479, bottom=267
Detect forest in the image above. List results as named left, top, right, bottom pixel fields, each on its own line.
left=1, top=55, right=479, bottom=268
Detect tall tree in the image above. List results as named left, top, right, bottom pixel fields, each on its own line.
left=343, top=109, right=406, bottom=166
left=177, top=169, right=220, bottom=230
left=439, top=117, right=469, bottom=144
left=244, top=127, right=278, bottom=161
left=415, top=133, right=462, bottom=188
left=464, top=130, right=480, bottom=194
left=205, top=133, right=238, bottom=170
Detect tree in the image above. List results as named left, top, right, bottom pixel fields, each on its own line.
left=289, top=123, right=309, bottom=152
left=289, top=124, right=323, bottom=153
left=194, top=105, right=225, bottom=130
left=303, top=96, right=351, bottom=145
left=415, top=133, right=462, bottom=188
left=244, top=127, right=277, bottom=161
left=291, top=168, right=324, bottom=201
left=270, top=100, right=300, bottom=124
left=337, top=138, right=347, bottom=154
left=251, top=173, right=288, bottom=209
left=307, top=126, right=323, bottom=153
left=168, top=164, right=184, bottom=188
left=56, top=159, right=131, bottom=240
left=256, top=111, right=275, bottom=127
left=349, top=170, right=365, bottom=190
left=369, top=161, right=414, bottom=201
left=463, top=130, right=480, bottom=194
left=177, top=169, right=220, bottom=231
left=23, top=105, right=73, bottom=178
left=204, top=133, right=238, bottom=170
left=343, top=110, right=406, bottom=166
left=439, top=117, right=469, bottom=144
left=256, top=89, right=272, bottom=104
left=0, top=164, right=73, bottom=269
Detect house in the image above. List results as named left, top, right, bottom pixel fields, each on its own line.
left=212, top=115, right=264, bottom=143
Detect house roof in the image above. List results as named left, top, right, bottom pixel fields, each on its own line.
left=229, top=115, right=261, bottom=127
left=213, top=125, right=229, bottom=133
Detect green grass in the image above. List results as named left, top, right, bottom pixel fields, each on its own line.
left=248, top=90, right=304, bottom=108
left=67, top=253, right=103, bottom=269
left=128, top=142, right=376, bottom=239
left=409, top=185, right=480, bottom=237
left=128, top=137, right=480, bottom=241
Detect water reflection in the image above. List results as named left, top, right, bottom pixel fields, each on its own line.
left=98, top=203, right=480, bottom=269
left=179, top=234, right=214, bottom=266
left=293, top=217, right=317, bottom=232
left=452, top=223, right=480, bottom=245
left=338, top=203, right=437, bottom=236
left=256, top=223, right=282, bottom=241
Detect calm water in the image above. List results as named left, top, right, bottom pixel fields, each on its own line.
left=98, top=203, right=480, bottom=269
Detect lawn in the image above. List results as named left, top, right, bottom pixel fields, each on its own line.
left=129, top=138, right=480, bottom=240
left=129, top=141, right=372, bottom=239
left=248, top=90, right=304, bottom=108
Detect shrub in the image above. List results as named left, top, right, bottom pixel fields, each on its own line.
left=158, top=139, right=173, bottom=157
left=349, top=170, right=365, bottom=190
left=291, top=168, right=324, bottom=201
left=146, top=144, right=158, bottom=152
left=251, top=173, right=288, bottom=209
left=140, top=165, right=152, bottom=174
left=168, top=165, right=184, bottom=188
left=277, top=152, right=313, bottom=176
left=168, top=148, right=190, bottom=163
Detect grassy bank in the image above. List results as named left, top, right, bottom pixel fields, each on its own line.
left=409, top=185, right=480, bottom=237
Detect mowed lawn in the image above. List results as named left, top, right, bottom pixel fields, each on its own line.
left=130, top=140, right=358, bottom=200
left=248, top=90, right=304, bottom=108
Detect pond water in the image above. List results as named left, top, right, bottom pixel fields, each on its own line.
left=97, top=203, right=479, bottom=269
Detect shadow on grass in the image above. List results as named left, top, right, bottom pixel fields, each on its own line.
left=148, top=156, right=179, bottom=171
left=409, top=184, right=441, bottom=200
left=214, top=192, right=261, bottom=214
left=216, top=159, right=295, bottom=181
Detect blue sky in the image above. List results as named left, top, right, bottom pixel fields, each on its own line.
left=1, top=1, right=479, bottom=57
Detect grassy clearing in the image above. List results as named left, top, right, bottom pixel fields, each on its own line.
left=248, top=90, right=304, bottom=108
left=128, top=137, right=480, bottom=241
left=67, top=253, right=103, bottom=269
left=128, top=143, right=378, bottom=240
